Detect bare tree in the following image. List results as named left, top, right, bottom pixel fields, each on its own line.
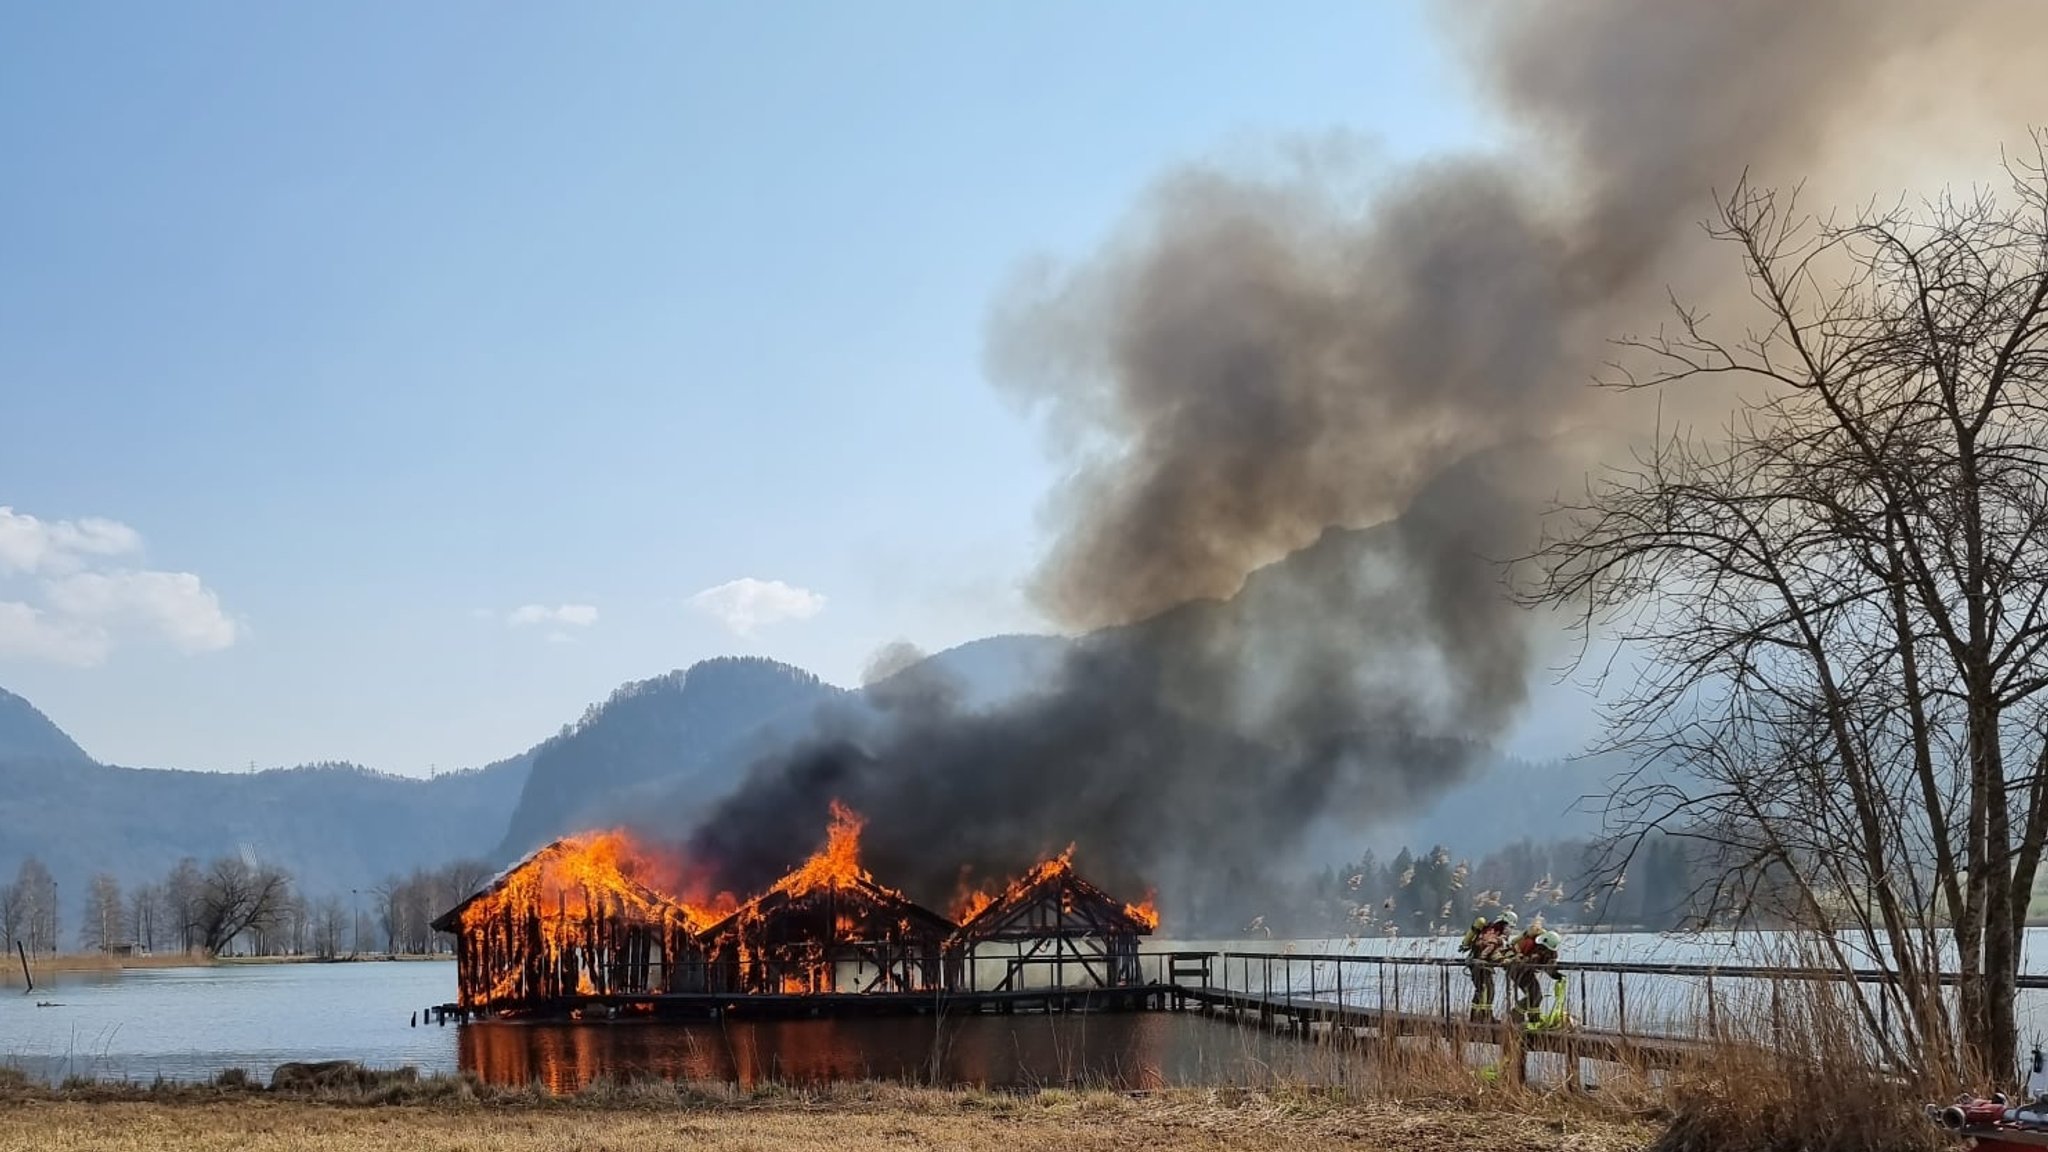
left=0, top=876, right=23, bottom=952
left=12, top=858, right=58, bottom=954
left=312, top=895, right=348, bottom=959
left=80, top=873, right=124, bottom=953
left=245, top=889, right=305, bottom=958
left=127, top=883, right=166, bottom=953
left=164, top=858, right=204, bottom=953
left=1527, top=142, right=2048, bottom=1083
left=196, top=857, right=291, bottom=956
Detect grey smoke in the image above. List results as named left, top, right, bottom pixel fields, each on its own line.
left=860, top=641, right=930, bottom=689
left=678, top=1, right=2048, bottom=925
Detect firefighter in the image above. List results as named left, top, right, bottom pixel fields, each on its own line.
left=1456, top=910, right=1515, bottom=1019
left=1508, top=927, right=1564, bottom=1027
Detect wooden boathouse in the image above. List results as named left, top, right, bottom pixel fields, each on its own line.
left=947, top=854, right=1154, bottom=991
left=700, top=873, right=956, bottom=995
left=432, top=834, right=711, bottom=1011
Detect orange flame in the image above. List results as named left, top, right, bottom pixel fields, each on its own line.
left=454, top=811, right=1164, bottom=1006
left=954, top=885, right=996, bottom=924
left=456, top=829, right=729, bottom=1005
left=461, top=829, right=723, bottom=928
left=953, top=844, right=1096, bottom=923
left=771, top=800, right=872, bottom=897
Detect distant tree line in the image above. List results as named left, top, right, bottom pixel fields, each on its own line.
left=0, top=853, right=496, bottom=960
left=1294, top=832, right=1711, bottom=939
left=367, top=860, right=496, bottom=956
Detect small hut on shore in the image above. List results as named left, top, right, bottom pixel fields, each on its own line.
left=948, top=851, right=1156, bottom=991
left=432, top=833, right=710, bottom=1012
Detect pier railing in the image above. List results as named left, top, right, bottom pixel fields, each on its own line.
left=1185, top=949, right=2048, bottom=1044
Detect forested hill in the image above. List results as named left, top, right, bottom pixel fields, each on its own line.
left=0, top=754, right=531, bottom=900
left=493, top=656, right=847, bottom=859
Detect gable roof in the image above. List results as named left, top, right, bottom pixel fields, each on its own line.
left=430, top=835, right=703, bottom=934
left=952, top=857, right=1155, bottom=941
left=699, top=872, right=956, bottom=941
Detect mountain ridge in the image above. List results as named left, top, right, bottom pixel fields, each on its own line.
left=0, top=686, right=92, bottom=764
left=0, top=518, right=1611, bottom=933
left=493, top=655, right=847, bottom=858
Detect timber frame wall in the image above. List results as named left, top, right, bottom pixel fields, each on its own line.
left=432, top=841, right=708, bottom=1010
left=436, top=855, right=1156, bottom=1012
left=948, top=866, right=1152, bottom=992
left=700, top=880, right=954, bottom=995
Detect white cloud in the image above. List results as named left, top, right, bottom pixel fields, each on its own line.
left=44, top=570, right=238, bottom=653
left=0, top=601, right=108, bottom=666
left=688, top=577, right=826, bottom=636
left=0, top=506, right=142, bottom=575
left=0, top=506, right=237, bottom=666
left=507, top=603, right=599, bottom=628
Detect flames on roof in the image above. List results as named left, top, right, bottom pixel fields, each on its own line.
left=438, top=830, right=729, bottom=1009
left=436, top=802, right=1162, bottom=1009
left=698, top=801, right=955, bottom=995
left=952, top=845, right=1158, bottom=936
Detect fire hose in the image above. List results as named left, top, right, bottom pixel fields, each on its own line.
left=1936, top=1097, right=2013, bottom=1131
left=1931, top=1094, right=2048, bottom=1133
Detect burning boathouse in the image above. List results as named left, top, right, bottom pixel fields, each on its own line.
left=431, top=803, right=1175, bottom=1019
left=431, top=832, right=714, bottom=1014
left=698, top=803, right=956, bottom=995
left=948, top=848, right=1158, bottom=992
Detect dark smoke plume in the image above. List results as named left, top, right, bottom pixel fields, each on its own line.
left=678, top=0, right=2048, bottom=926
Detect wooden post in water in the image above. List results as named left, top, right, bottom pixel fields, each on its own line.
left=16, top=940, right=30, bottom=992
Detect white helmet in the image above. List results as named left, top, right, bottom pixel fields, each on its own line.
left=1493, top=909, right=1518, bottom=929
left=1537, top=930, right=1562, bottom=951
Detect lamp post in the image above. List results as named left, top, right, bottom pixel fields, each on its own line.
left=351, top=888, right=360, bottom=959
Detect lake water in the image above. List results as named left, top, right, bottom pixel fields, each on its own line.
left=16, top=931, right=2048, bottom=1089
left=0, top=958, right=1327, bottom=1091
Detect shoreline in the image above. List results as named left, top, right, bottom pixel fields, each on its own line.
left=2, top=951, right=211, bottom=986
left=4, top=951, right=452, bottom=988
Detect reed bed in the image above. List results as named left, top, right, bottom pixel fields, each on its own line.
left=0, top=1066, right=1654, bottom=1152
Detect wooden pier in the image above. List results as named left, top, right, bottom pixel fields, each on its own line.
left=1173, top=981, right=1703, bottom=1077
left=432, top=941, right=2048, bottom=1085
left=422, top=946, right=1765, bottom=1083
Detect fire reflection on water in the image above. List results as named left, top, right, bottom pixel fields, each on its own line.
left=457, top=1014, right=1281, bottom=1095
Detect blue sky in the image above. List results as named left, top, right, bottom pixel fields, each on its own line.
left=0, top=3, right=1501, bottom=773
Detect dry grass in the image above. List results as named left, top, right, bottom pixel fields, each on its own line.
left=0, top=1080, right=1655, bottom=1152
left=1646, top=981, right=1953, bottom=1152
